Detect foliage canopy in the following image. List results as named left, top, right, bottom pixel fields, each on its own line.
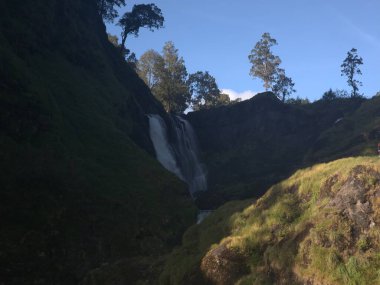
left=188, top=71, right=222, bottom=110
left=150, top=42, right=190, bottom=113
left=272, top=68, right=296, bottom=102
left=118, top=4, right=164, bottom=53
left=248, top=33, right=282, bottom=91
left=96, top=0, right=126, bottom=22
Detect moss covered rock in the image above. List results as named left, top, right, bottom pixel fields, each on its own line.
left=162, top=157, right=380, bottom=285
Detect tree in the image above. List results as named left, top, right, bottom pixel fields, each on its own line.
left=188, top=71, right=221, bottom=110
left=125, top=52, right=137, bottom=70
left=272, top=69, right=296, bottom=102
left=137, top=49, right=162, bottom=88
left=335, top=89, right=349, bottom=98
left=216, top=93, right=231, bottom=107
left=322, top=89, right=337, bottom=101
left=230, top=98, right=242, bottom=104
left=152, top=42, right=190, bottom=113
left=107, top=33, right=133, bottom=62
left=96, top=0, right=126, bottom=23
left=286, top=97, right=310, bottom=105
left=107, top=33, right=119, bottom=47
left=118, top=4, right=164, bottom=54
left=322, top=89, right=349, bottom=101
left=248, top=33, right=281, bottom=91
left=341, top=48, right=363, bottom=98
left=322, top=88, right=349, bottom=101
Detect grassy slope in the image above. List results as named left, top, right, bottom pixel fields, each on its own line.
left=0, top=0, right=196, bottom=284
left=161, top=156, right=380, bottom=284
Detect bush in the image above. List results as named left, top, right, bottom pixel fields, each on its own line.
left=322, top=89, right=351, bottom=101
left=286, top=96, right=310, bottom=105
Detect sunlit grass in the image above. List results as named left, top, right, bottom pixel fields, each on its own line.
left=161, top=156, right=380, bottom=284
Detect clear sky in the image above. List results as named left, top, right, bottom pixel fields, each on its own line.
left=106, top=0, right=380, bottom=102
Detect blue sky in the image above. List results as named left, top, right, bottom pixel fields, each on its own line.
left=106, top=0, right=380, bottom=101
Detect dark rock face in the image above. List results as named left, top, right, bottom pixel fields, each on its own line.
left=187, top=93, right=364, bottom=208
left=0, top=1, right=195, bottom=284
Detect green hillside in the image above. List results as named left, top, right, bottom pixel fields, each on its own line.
left=0, top=1, right=195, bottom=284
left=305, top=95, right=380, bottom=162
left=188, top=93, right=380, bottom=208
left=161, top=156, right=380, bottom=285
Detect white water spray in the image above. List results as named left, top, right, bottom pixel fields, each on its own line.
left=147, top=114, right=184, bottom=179
left=147, top=114, right=207, bottom=196
left=170, top=115, right=207, bottom=195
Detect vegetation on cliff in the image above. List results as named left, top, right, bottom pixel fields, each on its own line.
left=161, top=156, right=380, bottom=285
left=188, top=92, right=380, bottom=208
left=137, top=43, right=230, bottom=113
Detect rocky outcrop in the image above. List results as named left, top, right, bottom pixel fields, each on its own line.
left=328, top=166, right=378, bottom=232
left=200, top=243, right=249, bottom=285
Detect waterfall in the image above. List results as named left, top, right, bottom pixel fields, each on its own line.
left=147, top=114, right=207, bottom=197
left=170, top=115, right=207, bottom=195
left=147, top=114, right=184, bottom=180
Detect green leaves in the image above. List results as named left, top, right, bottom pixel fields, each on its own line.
left=248, top=33, right=295, bottom=101
left=138, top=42, right=190, bottom=113
left=188, top=71, right=222, bottom=110
left=248, top=33, right=281, bottom=91
left=96, top=0, right=126, bottom=23
left=272, top=69, right=296, bottom=102
left=118, top=4, right=164, bottom=52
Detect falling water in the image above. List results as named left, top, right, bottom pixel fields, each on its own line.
left=170, top=115, right=207, bottom=195
left=147, top=114, right=207, bottom=197
left=147, top=114, right=184, bottom=180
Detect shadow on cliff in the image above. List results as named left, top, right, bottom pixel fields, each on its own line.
left=187, top=92, right=380, bottom=209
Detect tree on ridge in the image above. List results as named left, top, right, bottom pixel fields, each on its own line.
left=118, top=4, right=164, bottom=54
left=151, top=42, right=190, bottom=113
left=137, top=49, right=162, bottom=89
left=188, top=71, right=222, bottom=110
left=96, top=0, right=126, bottom=23
left=248, top=33, right=282, bottom=91
left=341, top=48, right=363, bottom=98
left=272, top=68, right=296, bottom=102
left=138, top=46, right=232, bottom=112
